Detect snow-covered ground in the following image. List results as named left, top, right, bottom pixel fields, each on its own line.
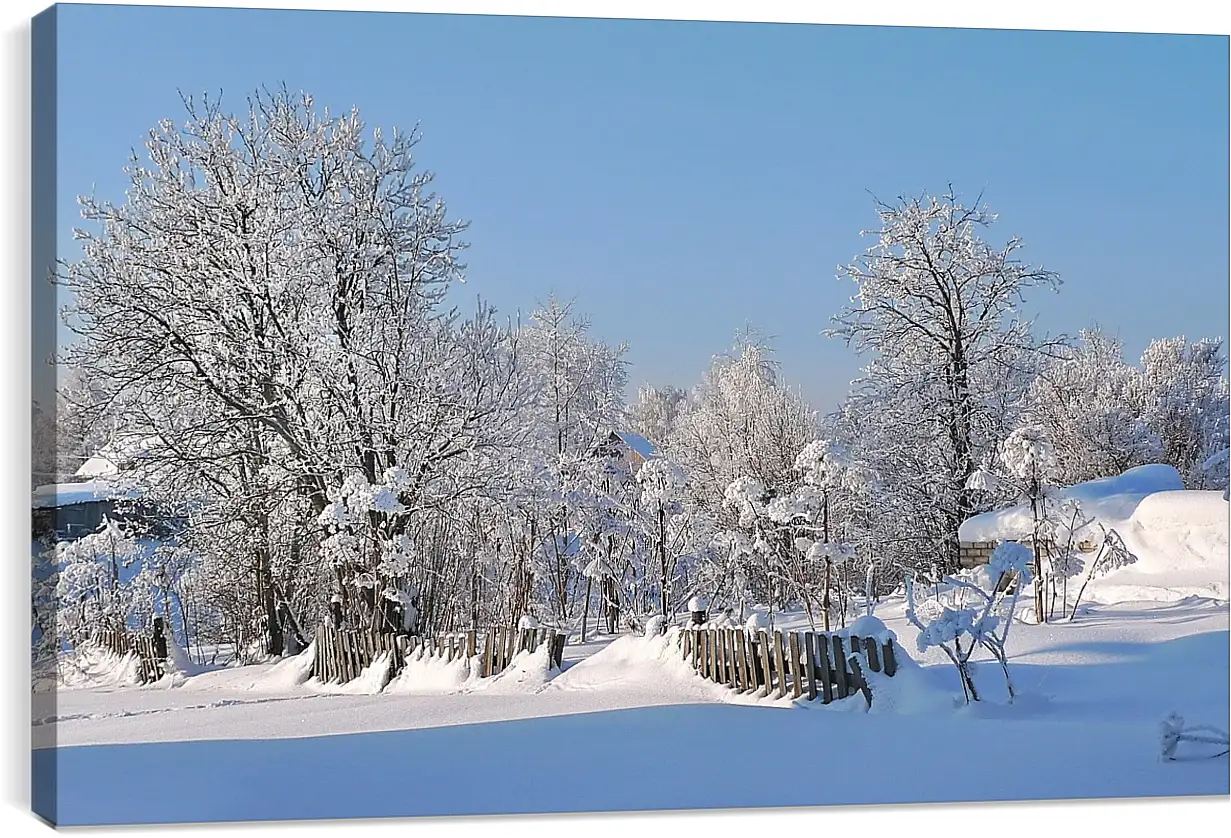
left=36, top=485, right=1230, bottom=826
left=36, top=595, right=1229, bottom=824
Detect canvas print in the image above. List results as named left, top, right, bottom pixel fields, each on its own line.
left=30, top=3, right=1230, bottom=827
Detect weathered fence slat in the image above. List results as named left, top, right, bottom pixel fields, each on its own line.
left=772, top=631, right=787, bottom=699
left=802, top=631, right=818, bottom=701
left=504, top=627, right=516, bottom=668
left=742, top=631, right=756, bottom=691
left=757, top=629, right=773, bottom=698
left=831, top=635, right=849, bottom=699
left=723, top=630, right=736, bottom=687
left=865, top=637, right=881, bottom=673
left=849, top=654, right=873, bottom=707
left=723, top=627, right=733, bottom=684
left=733, top=631, right=747, bottom=692
left=787, top=632, right=803, bottom=699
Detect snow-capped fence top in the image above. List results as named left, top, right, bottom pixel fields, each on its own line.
left=312, top=623, right=565, bottom=685
left=680, top=625, right=897, bottom=707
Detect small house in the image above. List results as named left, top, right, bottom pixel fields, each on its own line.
left=593, top=430, right=659, bottom=476
left=30, top=451, right=167, bottom=541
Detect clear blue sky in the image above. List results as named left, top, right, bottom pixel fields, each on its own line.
left=42, top=4, right=1230, bottom=412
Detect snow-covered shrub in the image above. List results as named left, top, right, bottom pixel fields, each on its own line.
left=52, top=518, right=146, bottom=648
left=643, top=615, right=666, bottom=637
left=1159, top=713, right=1230, bottom=761
left=1067, top=526, right=1138, bottom=620
left=905, top=541, right=1033, bottom=703
left=999, top=425, right=1059, bottom=484
left=744, top=610, right=769, bottom=633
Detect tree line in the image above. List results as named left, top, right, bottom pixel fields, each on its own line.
left=34, top=90, right=1229, bottom=664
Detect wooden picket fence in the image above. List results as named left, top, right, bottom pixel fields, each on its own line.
left=681, top=626, right=897, bottom=707
left=312, top=623, right=566, bottom=685
left=91, top=628, right=167, bottom=684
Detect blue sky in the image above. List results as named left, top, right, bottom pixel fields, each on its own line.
left=42, top=5, right=1230, bottom=411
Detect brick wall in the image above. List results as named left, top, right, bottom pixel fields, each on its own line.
left=958, top=541, right=997, bottom=568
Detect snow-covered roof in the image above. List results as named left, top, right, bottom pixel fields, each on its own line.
left=958, top=464, right=1184, bottom=544
left=31, top=479, right=142, bottom=510
left=75, top=454, right=120, bottom=479
left=612, top=431, right=658, bottom=461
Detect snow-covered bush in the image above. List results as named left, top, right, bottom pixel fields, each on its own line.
left=1159, top=713, right=1230, bottom=761
left=905, top=541, right=1033, bottom=703
left=1067, top=526, right=1138, bottom=620
left=52, top=518, right=144, bottom=647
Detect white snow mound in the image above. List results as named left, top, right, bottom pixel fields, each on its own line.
left=1089, top=490, right=1229, bottom=602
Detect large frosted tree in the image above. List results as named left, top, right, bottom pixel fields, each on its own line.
left=827, top=189, right=1061, bottom=569
left=57, top=89, right=533, bottom=655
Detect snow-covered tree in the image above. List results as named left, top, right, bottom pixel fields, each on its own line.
left=828, top=189, right=1061, bottom=569
left=1022, top=329, right=1161, bottom=485
left=667, top=338, right=818, bottom=513
left=52, top=518, right=143, bottom=647
left=57, top=88, right=539, bottom=654
left=636, top=457, right=691, bottom=620
left=627, top=384, right=686, bottom=450
left=1138, top=336, right=1229, bottom=489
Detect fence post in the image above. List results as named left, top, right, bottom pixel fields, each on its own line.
left=772, top=631, right=787, bottom=699
left=849, top=655, right=873, bottom=708
left=864, top=637, right=881, bottom=673
left=787, top=633, right=803, bottom=699
left=802, top=631, right=817, bottom=701
left=882, top=639, right=897, bottom=677
left=815, top=633, right=834, bottom=704
left=757, top=629, right=773, bottom=697
left=732, top=631, right=746, bottom=691
left=831, top=635, right=849, bottom=699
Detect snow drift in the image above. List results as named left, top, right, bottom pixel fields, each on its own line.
left=959, top=465, right=1227, bottom=602
left=958, top=464, right=1184, bottom=544
left=1090, top=490, right=1229, bottom=602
